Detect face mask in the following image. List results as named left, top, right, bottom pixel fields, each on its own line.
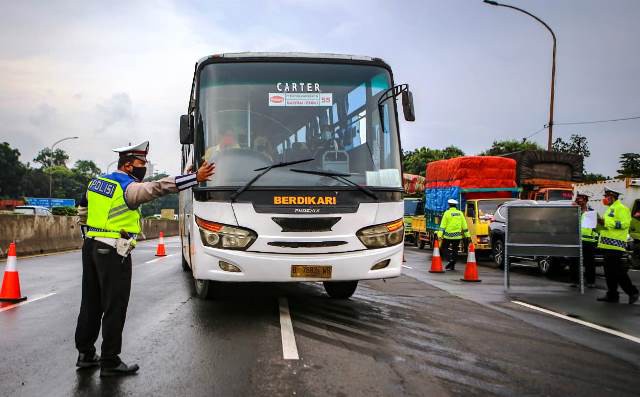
left=130, top=166, right=147, bottom=181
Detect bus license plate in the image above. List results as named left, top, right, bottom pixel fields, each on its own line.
left=291, top=265, right=332, bottom=279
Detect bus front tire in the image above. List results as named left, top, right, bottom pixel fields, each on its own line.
left=194, top=279, right=213, bottom=299
left=323, top=281, right=358, bottom=299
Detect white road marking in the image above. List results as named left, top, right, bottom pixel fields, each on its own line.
left=145, top=253, right=178, bottom=264
left=278, top=297, right=299, bottom=360
left=0, top=292, right=57, bottom=313
left=512, top=300, right=640, bottom=344
left=402, top=265, right=413, bottom=269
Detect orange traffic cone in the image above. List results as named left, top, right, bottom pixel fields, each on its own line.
left=0, top=242, right=27, bottom=302
left=461, top=242, right=481, bottom=282
left=428, top=239, right=445, bottom=273
left=155, top=232, right=167, bottom=257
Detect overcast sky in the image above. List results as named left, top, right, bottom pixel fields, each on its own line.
left=1, top=0, right=638, bottom=177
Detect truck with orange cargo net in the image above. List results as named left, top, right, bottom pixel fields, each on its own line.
left=503, top=150, right=584, bottom=201
left=412, top=156, right=520, bottom=252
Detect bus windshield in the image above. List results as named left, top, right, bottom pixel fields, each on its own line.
left=196, top=62, right=402, bottom=189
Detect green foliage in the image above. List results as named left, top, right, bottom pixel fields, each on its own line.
left=33, top=148, right=69, bottom=168
left=583, top=172, right=609, bottom=183
left=0, top=142, right=26, bottom=198
left=402, top=146, right=465, bottom=176
left=552, top=134, right=590, bottom=158
left=73, top=160, right=101, bottom=178
left=0, top=143, right=103, bottom=203
left=52, top=206, right=78, bottom=216
left=479, top=139, right=543, bottom=156
left=617, top=153, right=640, bottom=178
left=140, top=173, right=179, bottom=217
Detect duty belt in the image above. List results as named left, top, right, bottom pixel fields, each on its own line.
left=86, top=226, right=137, bottom=239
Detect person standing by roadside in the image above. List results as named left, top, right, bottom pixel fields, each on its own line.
left=74, top=141, right=215, bottom=376
left=596, top=187, right=639, bottom=304
left=571, top=192, right=598, bottom=288
left=437, top=199, right=470, bottom=271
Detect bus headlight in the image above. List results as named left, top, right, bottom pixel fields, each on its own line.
left=195, top=216, right=257, bottom=250
left=356, top=219, right=404, bottom=249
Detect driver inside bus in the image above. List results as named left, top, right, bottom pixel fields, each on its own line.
left=203, top=127, right=242, bottom=163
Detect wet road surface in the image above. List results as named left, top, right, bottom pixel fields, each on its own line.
left=1, top=238, right=640, bottom=396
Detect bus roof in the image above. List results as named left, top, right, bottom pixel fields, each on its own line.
left=196, top=52, right=385, bottom=67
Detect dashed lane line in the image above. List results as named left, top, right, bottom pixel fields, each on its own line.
left=144, top=253, right=178, bottom=264
left=512, top=300, right=640, bottom=344
left=402, top=265, right=413, bottom=269
left=278, top=297, right=299, bottom=360
left=0, top=292, right=57, bottom=313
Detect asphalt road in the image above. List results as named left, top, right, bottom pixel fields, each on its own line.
left=1, top=238, right=640, bottom=396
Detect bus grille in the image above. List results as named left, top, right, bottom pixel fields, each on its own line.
left=271, top=217, right=341, bottom=232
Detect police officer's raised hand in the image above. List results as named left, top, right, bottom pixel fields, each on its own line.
left=196, top=160, right=216, bottom=182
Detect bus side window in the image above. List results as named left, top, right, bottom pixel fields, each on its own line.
left=632, top=199, right=640, bottom=219
left=466, top=202, right=475, bottom=218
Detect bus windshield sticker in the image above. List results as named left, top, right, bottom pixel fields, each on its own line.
left=268, top=92, right=332, bottom=107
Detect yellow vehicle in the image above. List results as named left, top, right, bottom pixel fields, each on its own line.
left=403, top=198, right=422, bottom=244
left=463, top=198, right=514, bottom=251
left=412, top=198, right=514, bottom=251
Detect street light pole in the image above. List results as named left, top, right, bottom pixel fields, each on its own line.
left=484, top=0, right=557, bottom=150
left=48, top=136, right=79, bottom=201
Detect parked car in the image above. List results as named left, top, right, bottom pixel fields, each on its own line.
left=488, top=200, right=575, bottom=276
left=13, top=205, right=53, bottom=216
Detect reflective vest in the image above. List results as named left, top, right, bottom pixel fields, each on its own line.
left=86, top=172, right=141, bottom=239
left=437, top=207, right=470, bottom=240
left=580, top=209, right=598, bottom=243
left=597, top=200, right=631, bottom=252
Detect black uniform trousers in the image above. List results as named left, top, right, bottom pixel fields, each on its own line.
left=441, top=238, right=461, bottom=268
left=602, top=249, right=638, bottom=299
left=570, top=241, right=597, bottom=285
left=75, top=238, right=132, bottom=368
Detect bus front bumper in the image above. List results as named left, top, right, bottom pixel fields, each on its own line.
left=191, top=244, right=403, bottom=282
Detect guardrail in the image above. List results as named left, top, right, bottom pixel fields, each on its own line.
left=0, top=214, right=179, bottom=258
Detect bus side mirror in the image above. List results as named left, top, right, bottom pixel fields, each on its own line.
left=180, top=114, right=193, bottom=144
left=402, top=90, right=415, bottom=121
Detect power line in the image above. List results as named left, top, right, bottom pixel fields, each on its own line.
left=553, top=115, right=640, bottom=126
left=523, top=126, right=547, bottom=140
left=521, top=114, right=640, bottom=141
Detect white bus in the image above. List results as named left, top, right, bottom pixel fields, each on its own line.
left=179, top=52, right=415, bottom=299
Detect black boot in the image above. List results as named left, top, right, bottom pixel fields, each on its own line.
left=76, top=352, right=100, bottom=368
left=100, top=362, right=140, bottom=377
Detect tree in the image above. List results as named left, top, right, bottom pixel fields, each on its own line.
left=552, top=134, right=590, bottom=158
left=0, top=142, right=26, bottom=198
left=583, top=172, right=609, bottom=183
left=73, top=160, right=101, bottom=179
left=33, top=148, right=69, bottom=168
left=402, top=146, right=465, bottom=176
left=480, top=139, right=543, bottom=156
left=617, top=153, right=640, bottom=178
left=139, top=173, right=179, bottom=217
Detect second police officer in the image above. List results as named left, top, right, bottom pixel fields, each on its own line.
left=437, top=198, right=470, bottom=271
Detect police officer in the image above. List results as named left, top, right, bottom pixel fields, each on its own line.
left=596, top=187, right=639, bottom=304
left=571, top=192, right=598, bottom=288
left=437, top=199, right=470, bottom=271
left=74, top=141, right=215, bottom=376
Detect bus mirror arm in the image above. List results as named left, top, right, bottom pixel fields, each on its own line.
left=377, top=84, right=415, bottom=127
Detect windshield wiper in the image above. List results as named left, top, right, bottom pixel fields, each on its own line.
left=230, top=158, right=314, bottom=202
left=289, top=169, right=378, bottom=201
